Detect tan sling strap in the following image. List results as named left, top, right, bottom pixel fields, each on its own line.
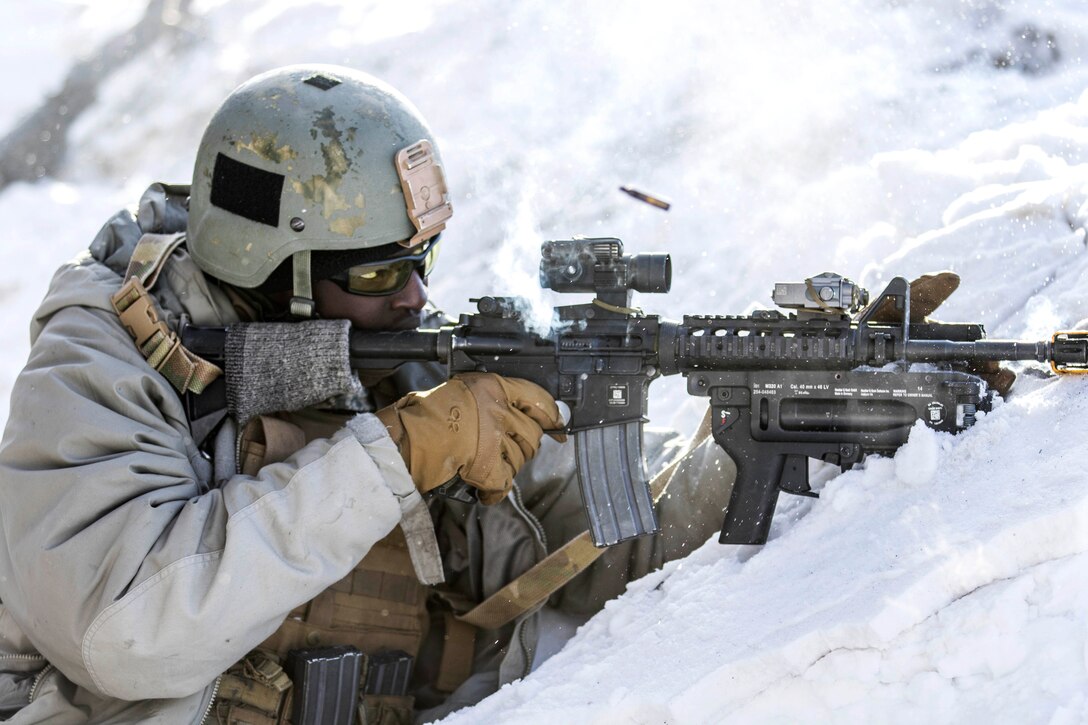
left=457, top=411, right=715, bottom=631
left=435, top=613, right=478, bottom=693
left=109, top=232, right=223, bottom=395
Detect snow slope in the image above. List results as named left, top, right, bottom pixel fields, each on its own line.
left=2, top=1, right=1088, bottom=722
left=442, top=88, right=1088, bottom=723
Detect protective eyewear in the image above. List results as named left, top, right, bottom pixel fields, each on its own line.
left=329, top=237, right=441, bottom=296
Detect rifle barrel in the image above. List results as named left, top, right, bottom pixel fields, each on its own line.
left=905, top=340, right=1050, bottom=364
left=350, top=330, right=440, bottom=361
left=349, top=329, right=530, bottom=367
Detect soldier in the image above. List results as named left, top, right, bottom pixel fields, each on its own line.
left=0, top=65, right=733, bottom=724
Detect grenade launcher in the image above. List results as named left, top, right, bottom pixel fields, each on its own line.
left=183, top=239, right=1088, bottom=548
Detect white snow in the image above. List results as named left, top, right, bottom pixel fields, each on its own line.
left=3, top=1, right=1088, bottom=723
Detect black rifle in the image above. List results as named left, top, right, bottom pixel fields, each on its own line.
left=183, top=239, right=1088, bottom=547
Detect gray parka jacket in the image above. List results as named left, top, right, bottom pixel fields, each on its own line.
left=0, top=185, right=440, bottom=722
left=0, top=186, right=735, bottom=724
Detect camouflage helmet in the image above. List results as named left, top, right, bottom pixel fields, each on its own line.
left=188, top=64, right=452, bottom=316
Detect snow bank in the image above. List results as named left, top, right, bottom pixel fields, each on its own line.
left=445, top=366, right=1088, bottom=725
left=442, top=63, right=1088, bottom=725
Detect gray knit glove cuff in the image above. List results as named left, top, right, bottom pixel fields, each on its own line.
left=225, top=320, right=363, bottom=424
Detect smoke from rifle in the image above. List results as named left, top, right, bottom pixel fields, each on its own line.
left=492, top=185, right=560, bottom=335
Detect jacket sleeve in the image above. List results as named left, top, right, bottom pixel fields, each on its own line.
left=0, top=303, right=415, bottom=700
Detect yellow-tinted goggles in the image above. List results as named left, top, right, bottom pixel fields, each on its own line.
left=329, top=237, right=441, bottom=296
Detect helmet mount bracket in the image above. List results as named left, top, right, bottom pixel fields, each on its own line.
left=396, top=140, right=453, bottom=248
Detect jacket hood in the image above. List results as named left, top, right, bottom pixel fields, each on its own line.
left=31, top=183, right=239, bottom=345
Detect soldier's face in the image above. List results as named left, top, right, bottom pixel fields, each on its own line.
left=312, top=269, right=428, bottom=330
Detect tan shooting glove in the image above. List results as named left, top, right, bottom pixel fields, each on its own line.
left=376, top=372, right=566, bottom=504
left=868, top=270, right=1016, bottom=397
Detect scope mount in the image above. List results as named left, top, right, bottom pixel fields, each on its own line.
left=539, top=237, right=672, bottom=310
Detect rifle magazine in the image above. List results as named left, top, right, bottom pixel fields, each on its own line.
left=573, top=421, right=660, bottom=547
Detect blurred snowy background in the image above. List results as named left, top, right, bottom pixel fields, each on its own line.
left=3, top=1, right=1088, bottom=722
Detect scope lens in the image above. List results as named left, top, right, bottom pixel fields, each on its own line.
left=628, top=254, right=672, bottom=293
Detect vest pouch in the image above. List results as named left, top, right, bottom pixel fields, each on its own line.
left=286, top=645, right=361, bottom=725
left=359, top=694, right=413, bottom=725
left=212, top=649, right=293, bottom=725
left=260, top=529, right=428, bottom=660
left=212, top=649, right=416, bottom=725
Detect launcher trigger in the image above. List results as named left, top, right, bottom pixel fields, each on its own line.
left=778, top=454, right=816, bottom=498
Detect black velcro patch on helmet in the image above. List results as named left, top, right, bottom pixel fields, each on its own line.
left=304, top=74, right=341, bottom=91
left=210, top=152, right=284, bottom=227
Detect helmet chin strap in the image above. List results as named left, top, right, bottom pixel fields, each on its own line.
left=289, top=250, right=317, bottom=318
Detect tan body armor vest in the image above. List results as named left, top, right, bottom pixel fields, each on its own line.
left=213, top=411, right=437, bottom=725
